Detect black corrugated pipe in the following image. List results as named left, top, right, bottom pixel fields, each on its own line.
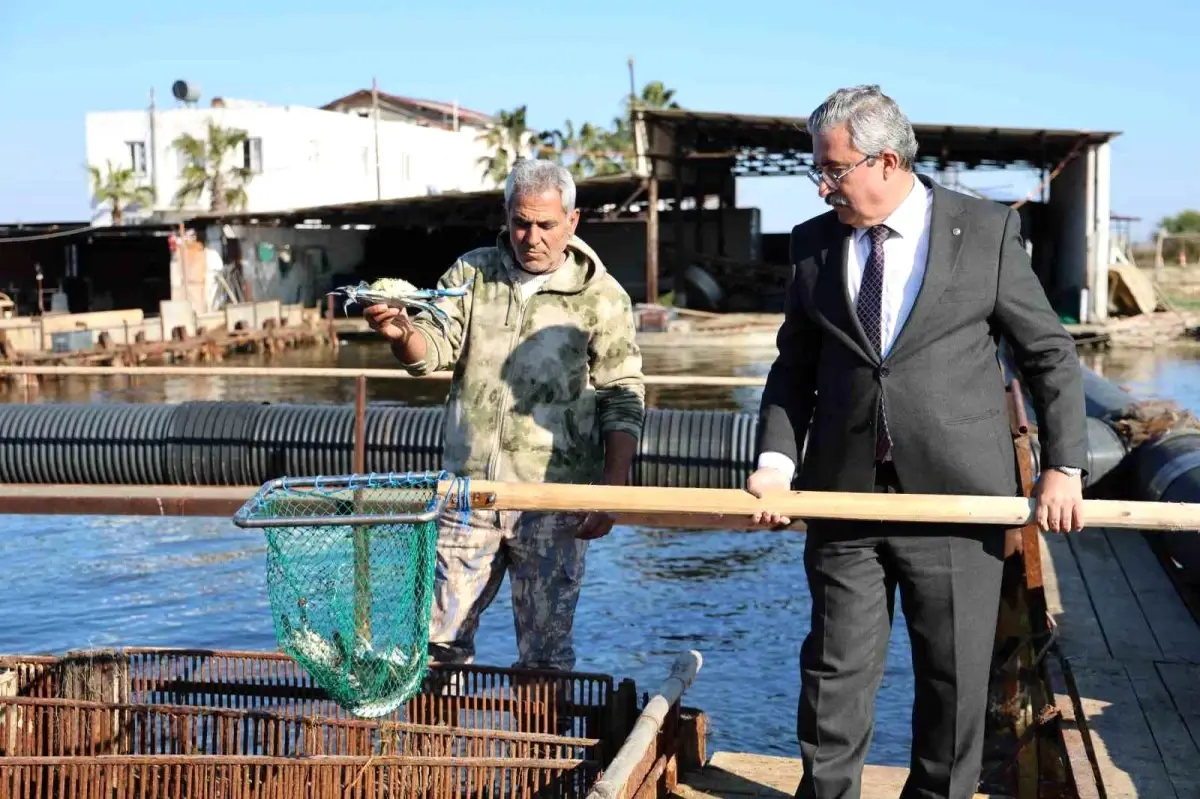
left=1025, top=416, right=1130, bottom=490
left=0, top=403, right=175, bottom=485
left=998, top=342, right=1133, bottom=489
left=0, top=399, right=1134, bottom=490
left=0, top=402, right=761, bottom=490
left=1125, top=430, right=1200, bottom=575
left=1080, top=368, right=1141, bottom=418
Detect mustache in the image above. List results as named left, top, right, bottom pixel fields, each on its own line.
left=826, top=194, right=850, bottom=207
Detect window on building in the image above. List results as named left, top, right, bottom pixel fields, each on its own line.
left=243, top=138, right=263, bottom=173
left=177, top=147, right=198, bottom=175
left=127, top=141, right=147, bottom=175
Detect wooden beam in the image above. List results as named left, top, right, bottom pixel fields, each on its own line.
left=2, top=482, right=1198, bottom=532
left=0, top=364, right=769, bottom=387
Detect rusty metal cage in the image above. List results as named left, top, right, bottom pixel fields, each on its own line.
left=0, top=647, right=650, bottom=798
left=3, top=648, right=618, bottom=738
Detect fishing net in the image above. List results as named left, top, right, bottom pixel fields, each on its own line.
left=232, top=471, right=470, bottom=718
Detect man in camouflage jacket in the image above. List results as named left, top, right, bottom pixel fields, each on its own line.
left=363, top=159, right=645, bottom=672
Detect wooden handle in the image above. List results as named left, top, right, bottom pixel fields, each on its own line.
left=444, top=480, right=1200, bottom=532
left=0, top=364, right=766, bottom=387
left=2, top=482, right=1195, bottom=533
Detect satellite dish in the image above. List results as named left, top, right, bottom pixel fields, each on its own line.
left=171, top=80, right=201, bottom=104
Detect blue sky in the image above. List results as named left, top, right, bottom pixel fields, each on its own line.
left=2, top=0, right=1196, bottom=241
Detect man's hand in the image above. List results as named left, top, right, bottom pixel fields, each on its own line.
left=746, top=467, right=793, bottom=527
left=1035, top=469, right=1084, bottom=534
left=577, top=511, right=615, bottom=540
left=362, top=303, right=413, bottom=343
left=576, top=434, right=636, bottom=541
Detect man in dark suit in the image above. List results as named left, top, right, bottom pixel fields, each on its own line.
left=747, top=85, right=1089, bottom=799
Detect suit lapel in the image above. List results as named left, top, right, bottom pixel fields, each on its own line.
left=888, top=178, right=967, bottom=361
left=813, top=223, right=878, bottom=365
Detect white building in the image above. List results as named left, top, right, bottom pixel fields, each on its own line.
left=84, top=87, right=500, bottom=225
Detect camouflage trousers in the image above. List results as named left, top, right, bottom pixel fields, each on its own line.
left=427, top=506, right=589, bottom=672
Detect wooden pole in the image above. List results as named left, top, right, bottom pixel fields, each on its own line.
left=439, top=480, right=1200, bottom=533
left=0, top=482, right=1198, bottom=533
left=0, top=364, right=768, bottom=388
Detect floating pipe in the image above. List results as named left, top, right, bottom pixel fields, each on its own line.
left=0, top=403, right=762, bottom=490
left=1126, top=430, right=1200, bottom=575
left=0, top=400, right=1131, bottom=492
left=1025, top=416, right=1129, bottom=489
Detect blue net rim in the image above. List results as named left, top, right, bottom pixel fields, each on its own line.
left=231, top=470, right=470, bottom=529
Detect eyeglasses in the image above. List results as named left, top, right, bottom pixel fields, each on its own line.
left=806, top=154, right=872, bottom=190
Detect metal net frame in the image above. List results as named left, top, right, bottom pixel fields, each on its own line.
left=232, top=470, right=471, bottom=719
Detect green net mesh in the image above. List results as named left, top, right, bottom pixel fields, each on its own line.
left=232, top=471, right=469, bottom=718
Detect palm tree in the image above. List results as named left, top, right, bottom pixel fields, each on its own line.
left=476, top=106, right=535, bottom=186
left=537, top=81, right=682, bottom=178
left=609, top=80, right=682, bottom=172
left=631, top=80, right=679, bottom=113
left=537, top=120, right=616, bottom=178
left=87, top=160, right=156, bottom=225
left=172, top=120, right=253, bottom=212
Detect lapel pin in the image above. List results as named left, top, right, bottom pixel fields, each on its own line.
left=952, top=227, right=962, bottom=236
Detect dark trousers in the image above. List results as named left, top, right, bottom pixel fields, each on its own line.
left=796, top=461, right=1006, bottom=799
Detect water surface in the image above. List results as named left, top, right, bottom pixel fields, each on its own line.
left=3, top=340, right=1197, bottom=763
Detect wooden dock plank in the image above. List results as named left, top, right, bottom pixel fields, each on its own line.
left=1104, top=529, right=1200, bottom=664
left=1157, top=662, right=1200, bottom=759
left=1069, top=660, right=1178, bottom=798
left=1124, top=661, right=1200, bottom=798
left=1068, top=529, right=1163, bottom=661
left=1043, top=528, right=1200, bottom=797
left=672, top=752, right=998, bottom=799
left=1040, top=531, right=1112, bottom=660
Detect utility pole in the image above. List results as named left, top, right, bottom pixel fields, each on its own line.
left=627, top=56, right=637, bottom=110
left=629, top=56, right=659, bottom=305
left=372, top=77, right=382, bottom=200
left=148, top=87, right=159, bottom=213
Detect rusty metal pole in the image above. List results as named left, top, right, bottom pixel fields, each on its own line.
left=672, top=141, right=685, bottom=308
left=982, top=379, right=1056, bottom=798
left=326, top=294, right=340, bottom=354
left=352, top=373, right=370, bottom=641
left=353, top=374, right=367, bottom=474
left=646, top=173, right=660, bottom=305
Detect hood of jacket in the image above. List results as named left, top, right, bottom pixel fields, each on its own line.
left=495, top=230, right=608, bottom=294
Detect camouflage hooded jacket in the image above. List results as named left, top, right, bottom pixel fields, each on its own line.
left=400, top=232, right=645, bottom=486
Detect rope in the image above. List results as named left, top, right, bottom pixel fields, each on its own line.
left=0, top=226, right=104, bottom=244
left=1009, top=137, right=1089, bottom=211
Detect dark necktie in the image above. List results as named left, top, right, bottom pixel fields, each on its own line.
left=856, top=224, right=893, bottom=461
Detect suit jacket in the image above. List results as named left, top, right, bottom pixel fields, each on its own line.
left=756, top=174, right=1089, bottom=498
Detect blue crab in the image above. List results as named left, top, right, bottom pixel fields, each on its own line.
left=328, top=277, right=472, bottom=338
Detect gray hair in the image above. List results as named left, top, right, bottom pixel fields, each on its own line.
left=503, top=158, right=577, bottom=214
left=807, top=85, right=919, bottom=170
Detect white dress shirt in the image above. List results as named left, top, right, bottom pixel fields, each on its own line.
left=758, top=176, right=933, bottom=481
